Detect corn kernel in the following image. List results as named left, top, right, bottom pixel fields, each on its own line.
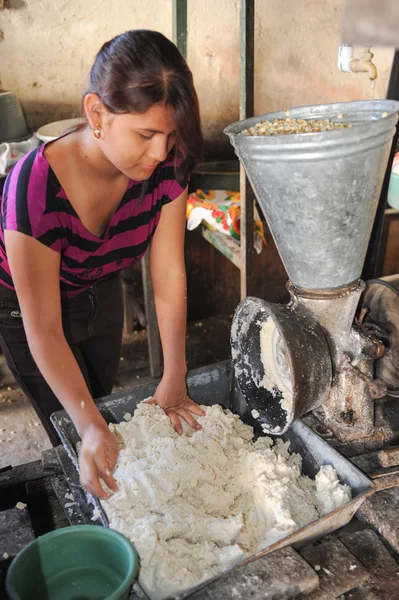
left=239, top=117, right=352, bottom=136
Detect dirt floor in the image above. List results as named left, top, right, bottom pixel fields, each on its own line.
left=0, top=315, right=232, bottom=469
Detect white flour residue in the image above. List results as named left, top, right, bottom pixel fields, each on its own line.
left=103, top=403, right=351, bottom=600
left=260, top=319, right=293, bottom=416
left=315, top=464, right=352, bottom=514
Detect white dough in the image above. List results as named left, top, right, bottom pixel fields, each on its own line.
left=260, top=319, right=293, bottom=418
left=103, top=403, right=351, bottom=600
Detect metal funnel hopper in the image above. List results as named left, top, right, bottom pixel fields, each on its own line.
left=225, top=100, right=399, bottom=290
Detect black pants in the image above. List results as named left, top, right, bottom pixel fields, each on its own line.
left=0, top=275, right=124, bottom=446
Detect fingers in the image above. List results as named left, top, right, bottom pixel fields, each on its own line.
left=106, top=438, right=120, bottom=471
left=99, top=467, right=118, bottom=493
left=93, top=439, right=119, bottom=494
left=167, top=410, right=184, bottom=435
left=166, top=401, right=203, bottom=433
left=145, top=397, right=157, bottom=405
left=176, top=407, right=201, bottom=430
left=152, top=392, right=205, bottom=416
left=150, top=391, right=206, bottom=434
left=80, top=457, right=118, bottom=498
left=183, top=399, right=206, bottom=417
left=79, top=432, right=120, bottom=499
left=79, top=456, right=108, bottom=499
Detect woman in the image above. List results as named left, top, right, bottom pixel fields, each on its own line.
left=0, top=30, right=205, bottom=498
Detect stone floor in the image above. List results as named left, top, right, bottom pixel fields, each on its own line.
left=0, top=315, right=232, bottom=469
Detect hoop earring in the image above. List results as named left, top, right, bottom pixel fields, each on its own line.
left=93, top=124, right=101, bottom=139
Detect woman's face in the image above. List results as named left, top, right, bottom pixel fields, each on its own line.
left=100, top=103, right=177, bottom=181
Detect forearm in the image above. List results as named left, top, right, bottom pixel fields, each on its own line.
left=152, top=267, right=187, bottom=377
left=27, top=330, right=105, bottom=436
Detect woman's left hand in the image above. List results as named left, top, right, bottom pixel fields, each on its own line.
left=148, top=376, right=205, bottom=434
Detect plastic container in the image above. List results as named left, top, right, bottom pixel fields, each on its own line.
left=387, top=172, right=399, bottom=209
left=0, top=90, right=29, bottom=144
left=5, top=525, right=138, bottom=600
left=189, top=160, right=240, bottom=192
left=36, top=118, right=84, bottom=143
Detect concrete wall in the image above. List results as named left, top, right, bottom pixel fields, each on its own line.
left=0, top=0, right=395, bottom=159
left=0, top=0, right=173, bottom=129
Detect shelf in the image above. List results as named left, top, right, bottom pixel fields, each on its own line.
left=201, top=208, right=399, bottom=273
left=201, top=227, right=241, bottom=269
left=385, top=207, right=399, bottom=220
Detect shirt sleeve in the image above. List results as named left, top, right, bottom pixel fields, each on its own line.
left=164, top=171, right=190, bottom=205
left=160, top=150, right=190, bottom=206
left=2, top=149, right=69, bottom=253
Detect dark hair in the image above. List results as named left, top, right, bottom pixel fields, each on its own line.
left=86, top=29, right=203, bottom=174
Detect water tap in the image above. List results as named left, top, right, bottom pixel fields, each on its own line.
left=338, top=45, right=378, bottom=81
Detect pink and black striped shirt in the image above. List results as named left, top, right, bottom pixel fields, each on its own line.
left=0, top=144, right=188, bottom=297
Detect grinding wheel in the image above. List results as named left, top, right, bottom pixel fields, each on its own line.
left=361, top=276, right=399, bottom=395
left=231, top=296, right=332, bottom=434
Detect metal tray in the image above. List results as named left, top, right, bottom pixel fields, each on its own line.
left=51, top=360, right=375, bottom=600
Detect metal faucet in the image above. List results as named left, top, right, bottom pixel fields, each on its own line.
left=338, top=45, right=378, bottom=81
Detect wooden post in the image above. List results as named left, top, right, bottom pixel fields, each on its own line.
left=363, top=51, right=399, bottom=280
left=142, top=252, right=162, bottom=379
left=172, top=0, right=187, bottom=58
left=239, top=0, right=255, bottom=300
left=139, top=0, right=188, bottom=379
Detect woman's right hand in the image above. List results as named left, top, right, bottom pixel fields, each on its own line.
left=79, top=421, right=120, bottom=499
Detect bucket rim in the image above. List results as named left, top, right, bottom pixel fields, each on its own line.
left=5, top=524, right=138, bottom=600
left=224, top=99, right=399, bottom=138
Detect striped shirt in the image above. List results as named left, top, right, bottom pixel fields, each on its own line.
left=0, top=143, right=188, bottom=297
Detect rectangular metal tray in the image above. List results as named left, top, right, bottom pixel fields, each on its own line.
left=51, top=360, right=375, bottom=599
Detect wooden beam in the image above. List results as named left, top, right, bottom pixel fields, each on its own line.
left=139, top=1, right=188, bottom=380
left=362, top=51, right=399, bottom=279
left=239, top=0, right=255, bottom=299
left=142, top=252, right=163, bottom=379
left=172, top=0, right=187, bottom=59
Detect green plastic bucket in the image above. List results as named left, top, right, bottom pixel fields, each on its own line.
left=5, top=525, right=138, bottom=600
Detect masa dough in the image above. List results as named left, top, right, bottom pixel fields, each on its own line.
left=103, top=403, right=350, bottom=600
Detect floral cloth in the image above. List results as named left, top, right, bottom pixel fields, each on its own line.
left=186, top=189, right=266, bottom=254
